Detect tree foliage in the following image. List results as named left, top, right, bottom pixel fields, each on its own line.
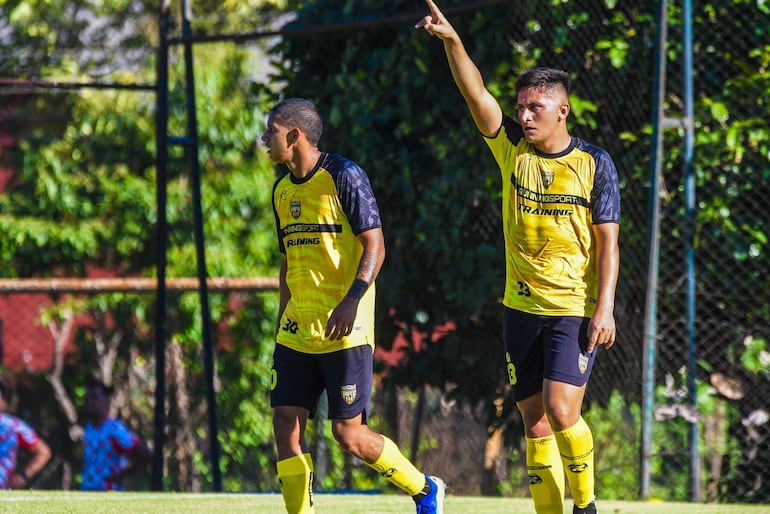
left=0, top=0, right=284, bottom=492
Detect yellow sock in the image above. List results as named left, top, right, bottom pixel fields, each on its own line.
left=526, top=435, right=565, bottom=514
left=277, top=453, right=315, bottom=514
left=554, top=417, right=595, bottom=508
left=368, top=436, right=426, bottom=496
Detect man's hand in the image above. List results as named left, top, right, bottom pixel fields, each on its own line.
left=325, top=296, right=359, bottom=341
left=415, top=0, right=457, bottom=41
left=587, top=307, right=616, bottom=353
left=9, top=472, right=27, bottom=489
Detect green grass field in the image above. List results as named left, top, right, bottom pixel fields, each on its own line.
left=0, top=491, right=768, bottom=514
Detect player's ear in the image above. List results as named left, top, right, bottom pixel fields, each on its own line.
left=558, top=102, right=570, bottom=121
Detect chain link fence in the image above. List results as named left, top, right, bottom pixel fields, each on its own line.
left=376, top=0, right=770, bottom=503
left=649, top=1, right=770, bottom=503
left=0, top=0, right=768, bottom=504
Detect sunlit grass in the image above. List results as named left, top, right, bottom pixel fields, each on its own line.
left=0, top=491, right=766, bottom=514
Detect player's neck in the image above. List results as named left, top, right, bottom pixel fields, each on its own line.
left=288, top=148, right=322, bottom=179
left=537, top=132, right=573, bottom=155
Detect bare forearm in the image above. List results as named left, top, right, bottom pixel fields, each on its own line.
left=276, top=258, right=290, bottom=335
left=353, top=228, right=385, bottom=286
left=443, top=37, right=486, bottom=104
left=594, top=236, right=619, bottom=313
left=29, top=442, right=51, bottom=475
left=417, top=0, right=502, bottom=135
left=355, top=247, right=384, bottom=286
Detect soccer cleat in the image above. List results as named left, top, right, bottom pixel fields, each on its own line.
left=414, top=475, right=446, bottom=514
left=573, top=501, right=597, bottom=514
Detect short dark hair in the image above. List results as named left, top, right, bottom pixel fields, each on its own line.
left=271, top=98, right=324, bottom=146
left=516, top=67, right=571, bottom=96
left=86, top=377, right=113, bottom=396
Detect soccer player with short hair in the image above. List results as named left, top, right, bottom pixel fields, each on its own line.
left=417, top=2, right=620, bottom=513
left=264, top=97, right=445, bottom=514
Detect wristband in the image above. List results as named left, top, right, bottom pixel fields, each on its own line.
left=346, top=279, right=368, bottom=300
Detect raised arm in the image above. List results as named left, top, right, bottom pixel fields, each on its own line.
left=416, top=0, right=503, bottom=137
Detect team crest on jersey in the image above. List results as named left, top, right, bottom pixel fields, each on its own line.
left=341, top=384, right=357, bottom=405
left=290, top=200, right=301, bottom=219
left=541, top=170, right=555, bottom=189
left=578, top=353, right=589, bottom=374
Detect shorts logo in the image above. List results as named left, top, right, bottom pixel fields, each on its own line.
left=341, top=384, right=357, bottom=405
left=290, top=200, right=301, bottom=219
left=578, top=353, right=589, bottom=374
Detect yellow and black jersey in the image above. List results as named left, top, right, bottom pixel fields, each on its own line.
left=272, top=152, right=381, bottom=354
left=484, top=115, right=621, bottom=317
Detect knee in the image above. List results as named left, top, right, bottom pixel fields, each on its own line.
left=544, top=401, right=580, bottom=431
left=331, top=425, right=359, bottom=454
left=527, top=415, right=555, bottom=438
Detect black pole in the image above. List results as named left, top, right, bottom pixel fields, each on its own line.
left=180, top=0, right=223, bottom=491
left=152, top=0, right=172, bottom=492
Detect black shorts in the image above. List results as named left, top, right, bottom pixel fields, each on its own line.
left=270, top=344, right=373, bottom=421
left=503, top=307, right=596, bottom=402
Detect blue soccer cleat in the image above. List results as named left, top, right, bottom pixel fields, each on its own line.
left=415, top=475, right=445, bottom=514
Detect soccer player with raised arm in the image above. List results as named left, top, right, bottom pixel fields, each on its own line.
left=417, top=2, right=620, bottom=513
left=264, top=98, right=445, bottom=514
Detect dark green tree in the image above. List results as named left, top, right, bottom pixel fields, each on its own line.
left=0, top=0, right=285, bottom=491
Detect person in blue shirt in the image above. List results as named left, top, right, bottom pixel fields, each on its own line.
left=80, top=378, right=151, bottom=491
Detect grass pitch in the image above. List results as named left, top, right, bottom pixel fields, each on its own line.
left=0, top=491, right=767, bottom=513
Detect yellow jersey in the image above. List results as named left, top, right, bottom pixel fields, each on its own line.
left=484, top=116, right=621, bottom=317
left=272, top=152, right=381, bottom=353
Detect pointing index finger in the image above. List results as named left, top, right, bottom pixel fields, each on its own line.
left=426, top=0, right=442, bottom=19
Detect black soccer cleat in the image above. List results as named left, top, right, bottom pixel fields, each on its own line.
left=573, top=501, right=597, bottom=514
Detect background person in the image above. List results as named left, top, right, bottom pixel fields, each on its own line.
left=0, top=381, right=52, bottom=489
left=80, top=378, right=152, bottom=491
